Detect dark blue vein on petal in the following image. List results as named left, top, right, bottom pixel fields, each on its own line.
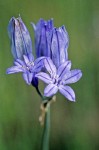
left=35, top=57, right=45, bottom=65
left=61, top=86, right=74, bottom=100
left=37, top=74, right=51, bottom=81
left=56, top=30, right=60, bottom=66
left=46, top=58, right=53, bottom=73
left=59, top=61, right=70, bottom=77
left=45, top=85, right=55, bottom=96
left=65, top=71, right=81, bottom=82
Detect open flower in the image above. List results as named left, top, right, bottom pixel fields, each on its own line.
left=7, top=53, right=45, bottom=85
left=36, top=58, right=82, bottom=101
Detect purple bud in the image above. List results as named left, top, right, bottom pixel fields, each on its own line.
left=50, top=26, right=69, bottom=68
left=32, top=18, right=54, bottom=58
left=8, top=16, right=32, bottom=60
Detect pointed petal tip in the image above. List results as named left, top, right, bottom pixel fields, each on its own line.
left=59, top=85, right=76, bottom=102
left=75, top=69, right=83, bottom=80
left=67, top=94, right=76, bottom=102
left=70, top=97, right=76, bottom=102
left=64, top=69, right=82, bottom=85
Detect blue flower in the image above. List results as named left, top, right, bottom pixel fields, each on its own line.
left=36, top=58, right=82, bottom=101
left=7, top=53, right=45, bottom=85
left=32, top=18, right=54, bottom=58
left=8, top=16, right=32, bottom=60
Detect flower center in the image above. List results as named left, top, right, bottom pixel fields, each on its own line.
left=52, top=74, right=59, bottom=85
left=27, top=61, right=34, bottom=71
left=22, top=61, right=34, bottom=72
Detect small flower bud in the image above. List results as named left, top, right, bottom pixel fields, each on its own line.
left=51, top=26, right=69, bottom=68
left=32, top=18, right=54, bottom=58
left=8, top=16, right=32, bottom=60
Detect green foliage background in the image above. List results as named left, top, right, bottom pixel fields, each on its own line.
left=0, top=0, right=99, bottom=149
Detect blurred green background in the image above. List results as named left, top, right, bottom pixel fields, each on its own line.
left=0, top=0, right=99, bottom=149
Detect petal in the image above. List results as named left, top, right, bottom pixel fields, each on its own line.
left=28, top=53, right=34, bottom=62
left=14, top=61, right=22, bottom=67
left=57, top=27, right=69, bottom=64
left=6, top=66, right=23, bottom=74
left=38, top=24, right=47, bottom=57
left=64, top=69, right=82, bottom=84
left=51, top=26, right=69, bottom=68
left=33, top=57, right=46, bottom=72
left=44, top=57, right=57, bottom=75
left=59, top=85, right=75, bottom=101
left=8, top=17, right=18, bottom=59
left=23, top=55, right=29, bottom=65
left=22, top=72, right=33, bottom=85
left=51, top=29, right=60, bottom=68
left=34, top=56, right=46, bottom=65
left=17, top=17, right=33, bottom=54
left=61, top=25, right=69, bottom=59
left=23, top=73, right=29, bottom=84
left=28, top=72, right=34, bottom=83
left=16, top=59, right=26, bottom=66
left=36, top=72, right=52, bottom=84
left=32, top=64, right=43, bottom=73
left=32, top=19, right=54, bottom=58
left=44, top=84, right=58, bottom=97
left=57, top=61, right=71, bottom=78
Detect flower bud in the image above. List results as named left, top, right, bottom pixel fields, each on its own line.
left=8, top=16, right=32, bottom=59
left=51, top=26, right=69, bottom=68
left=32, top=18, right=54, bottom=58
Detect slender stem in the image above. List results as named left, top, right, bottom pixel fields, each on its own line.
left=41, top=104, right=50, bottom=150
left=35, top=86, right=43, bottom=99
left=35, top=86, right=52, bottom=102
left=33, top=85, right=51, bottom=150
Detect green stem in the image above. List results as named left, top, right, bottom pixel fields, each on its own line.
left=34, top=85, right=51, bottom=150
left=41, top=104, right=50, bottom=150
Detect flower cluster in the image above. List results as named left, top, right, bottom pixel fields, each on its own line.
left=7, top=17, right=82, bottom=101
